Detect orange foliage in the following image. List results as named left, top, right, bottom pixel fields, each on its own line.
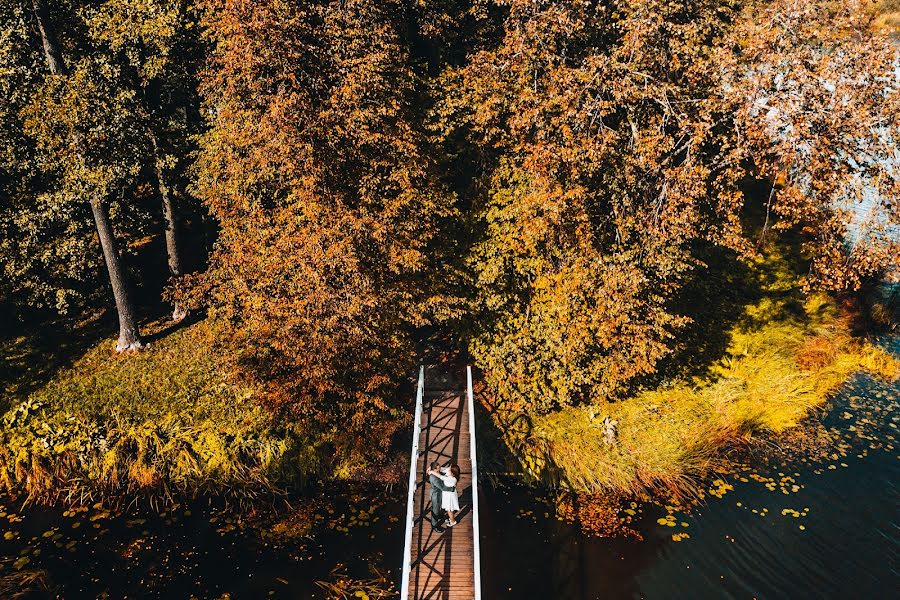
left=435, top=0, right=752, bottom=412
left=796, top=336, right=839, bottom=371
left=176, top=0, right=460, bottom=459
left=556, top=492, right=642, bottom=540
left=726, top=0, right=900, bottom=291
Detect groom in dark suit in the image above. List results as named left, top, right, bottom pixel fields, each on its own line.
left=428, top=461, right=452, bottom=531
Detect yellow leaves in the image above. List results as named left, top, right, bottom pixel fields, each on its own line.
left=87, top=0, right=187, bottom=81
left=22, top=58, right=146, bottom=202
left=555, top=492, right=644, bottom=540
left=709, top=479, right=734, bottom=499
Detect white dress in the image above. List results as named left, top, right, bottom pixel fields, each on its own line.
left=436, top=472, right=460, bottom=512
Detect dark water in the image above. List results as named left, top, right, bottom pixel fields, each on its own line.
left=0, top=490, right=405, bottom=598
left=2, top=348, right=898, bottom=598
left=480, top=370, right=900, bottom=599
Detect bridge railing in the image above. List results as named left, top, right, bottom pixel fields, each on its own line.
left=400, top=365, right=425, bottom=598
left=467, top=365, right=482, bottom=600
left=400, top=365, right=481, bottom=599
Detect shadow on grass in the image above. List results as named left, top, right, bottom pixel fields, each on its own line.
left=650, top=235, right=811, bottom=388
left=143, top=310, right=205, bottom=345
left=468, top=372, right=573, bottom=489
left=0, top=307, right=202, bottom=415
left=0, top=311, right=116, bottom=414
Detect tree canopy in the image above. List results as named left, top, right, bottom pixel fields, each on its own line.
left=1, top=0, right=897, bottom=453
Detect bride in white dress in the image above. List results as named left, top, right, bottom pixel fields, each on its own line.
left=429, top=464, right=461, bottom=527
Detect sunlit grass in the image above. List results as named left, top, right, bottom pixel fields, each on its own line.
left=506, top=251, right=900, bottom=499
left=872, top=0, right=900, bottom=35
left=0, top=319, right=320, bottom=505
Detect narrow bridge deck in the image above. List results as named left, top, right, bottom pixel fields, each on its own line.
left=404, top=374, right=478, bottom=599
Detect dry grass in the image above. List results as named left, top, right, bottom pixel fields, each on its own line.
left=872, top=0, right=900, bottom=35
left=315, top=563, right=397, bottom=599
left=0, top=559, right=54, bottom=598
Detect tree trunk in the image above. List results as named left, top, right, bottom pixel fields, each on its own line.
left=149, top=132, right=188, bottom=321
left=90, top=199, right=143, bottom=351
left=31, top=0, right=66, bottom=75
left=33, top=1, right=143, bottom=350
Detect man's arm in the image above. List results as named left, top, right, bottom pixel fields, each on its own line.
left=429, top=473, right=451, bottom=492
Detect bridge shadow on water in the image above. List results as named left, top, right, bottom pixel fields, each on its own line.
left=469, top=376, right=665, bottom=599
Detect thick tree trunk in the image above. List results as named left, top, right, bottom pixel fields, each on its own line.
left=150, top=133, right=187, bottom=321
left=31, top=0, right=66, bottom=75
left=90, top=198, right=143, bottom=352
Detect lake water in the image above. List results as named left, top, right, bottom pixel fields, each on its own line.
left=1, top=342, right=898, bottom=599
left=480, top=369, right=899, bottom=599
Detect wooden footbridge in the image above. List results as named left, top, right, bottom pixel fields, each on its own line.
left=400, top=366, right=482, bottom=599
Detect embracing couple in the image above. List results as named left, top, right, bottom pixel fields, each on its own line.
left=428, top=461, right=461, bottom=532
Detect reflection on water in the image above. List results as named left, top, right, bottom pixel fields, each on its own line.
left=481, top=367, right=900, bottom=599
left=0, top=489, right=404, bottom=598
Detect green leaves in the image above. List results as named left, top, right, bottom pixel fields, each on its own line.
left=24, top=59, right=146, bottom=203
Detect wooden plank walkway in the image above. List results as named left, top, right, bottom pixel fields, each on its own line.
left=406, top=380, right=476, bottom=599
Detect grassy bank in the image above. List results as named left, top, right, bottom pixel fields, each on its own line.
left=494, top=250, right=900, bottom=499
left=0, top=319, right=321, bottom=504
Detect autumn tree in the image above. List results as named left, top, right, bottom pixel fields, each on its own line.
left=17, top=0, right=148, bottom=350
left=435, top=0, right=750, bottom=413
left=181, top=0, right=459, bottom=459
left=87, top=0, right=204, bottom=320
left=724, top=0, right=900, bottom=291
left=0, top=0, right=101, bottom=314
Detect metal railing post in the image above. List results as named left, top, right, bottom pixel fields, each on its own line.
left=400, top=365, right=425, bottom=598
left=467, top=365, right=482, bottom=600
